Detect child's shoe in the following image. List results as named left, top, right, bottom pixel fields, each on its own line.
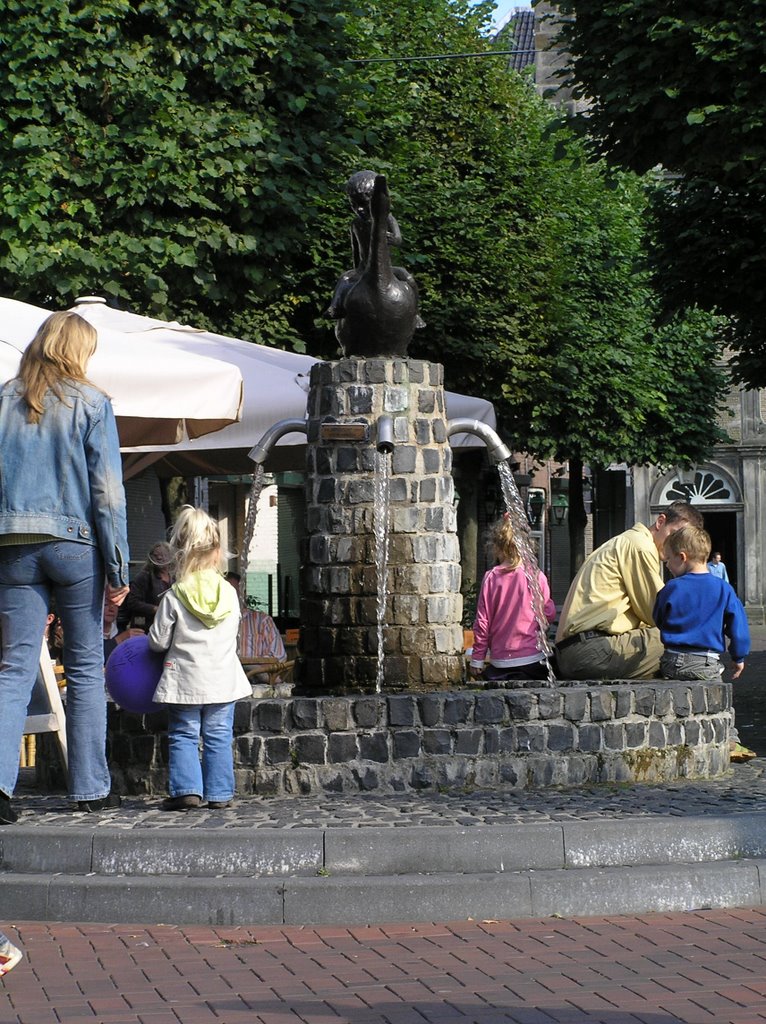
left=0, top=940, right=22, bottom=977
left=161, top=795, right=202, bottom=811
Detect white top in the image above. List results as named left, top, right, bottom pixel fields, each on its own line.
left=148, top=590, right=251, bottom=705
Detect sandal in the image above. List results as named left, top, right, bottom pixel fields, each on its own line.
left=0, top=941, right=22, bottom=977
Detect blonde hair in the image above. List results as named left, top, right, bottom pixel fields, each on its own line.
left=169, top=506, right=224, bottom=581
left=491, top=516, right=521, bottom=570
left=17, top=311, right=98, bottom=424
left=665, top=525, right=712, bottom=565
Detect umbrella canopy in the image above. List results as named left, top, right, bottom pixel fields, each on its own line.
left=70, top=299, right=498, bottom=477
left=0, top=297, right=243, bottom=446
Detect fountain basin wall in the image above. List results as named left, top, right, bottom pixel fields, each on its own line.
left=98, top=680, right=732, bottom=797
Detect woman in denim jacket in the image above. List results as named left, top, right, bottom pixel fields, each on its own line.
left=0, top=311, right=130, bottom=824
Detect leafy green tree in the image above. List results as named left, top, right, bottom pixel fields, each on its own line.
left=0, top=0, right=357, bottom=349
left=547, top=0, right=766, bottom=386
left=332, top=1, right=551, bottom=398
left=342, top=0, right=729, bottom=569
left=0, top=0, right=728, bottom=577
left=518, top=157, right=729, bottom=565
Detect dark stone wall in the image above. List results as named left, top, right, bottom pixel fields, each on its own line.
left=104, top=680, right=732, bottom=798
left=300, top=358, right=464, bottom=693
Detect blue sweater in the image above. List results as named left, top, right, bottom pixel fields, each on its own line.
left=653, top=572, right=750, bottom=662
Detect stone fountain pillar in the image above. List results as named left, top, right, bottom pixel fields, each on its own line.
left=299, top=356, right=465, bottom=693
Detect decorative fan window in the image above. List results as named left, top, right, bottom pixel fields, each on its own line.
left=663, top=471, right=732, bottom=504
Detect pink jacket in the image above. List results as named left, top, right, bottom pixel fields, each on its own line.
left=471, top=564, right=556, bottom=664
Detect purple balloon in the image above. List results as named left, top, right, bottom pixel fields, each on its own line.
left=105, top=634, right=164, bottom=714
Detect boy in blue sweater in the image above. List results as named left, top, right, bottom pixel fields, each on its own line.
left=653, top=525, right=750, bottom=681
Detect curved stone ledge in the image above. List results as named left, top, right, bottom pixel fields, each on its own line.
left=105, top=679, right=733, bottom=797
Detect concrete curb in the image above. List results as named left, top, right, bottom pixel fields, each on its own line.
left=3, top=813, right=766, bottom=925
left=4, top=811, right=766, bottom=874
left=528, top=859, right=765, bottom=919
left=1, top=873, right=285, bottom=926
left=3, top=860, right=765, bottom=926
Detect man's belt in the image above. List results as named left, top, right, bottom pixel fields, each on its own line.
left=556, top=630, right=612, bottom=652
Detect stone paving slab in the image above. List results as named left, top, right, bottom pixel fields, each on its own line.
left=11, top=759, right=766, bottom=830
left=5, top=911, right=766, bottom=1023
left=9, top=812, right=766, bottom=877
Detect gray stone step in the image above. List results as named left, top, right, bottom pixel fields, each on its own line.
left=2, top=860, right=764, bottom=927
left=3, top=812, right=766, bottom=925
left=4, top=813, right=766, bottom=877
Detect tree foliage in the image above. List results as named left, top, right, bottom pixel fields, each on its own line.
left=0, top=0, right=728, bottom=476
left=0, top=0, right=357, bottom=349
left=548, top=0, right=766, bottom=386
left=341, top=0, right=728, bottom=471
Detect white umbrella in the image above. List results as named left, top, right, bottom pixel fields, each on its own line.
left=70, top=299, right=498, bottom=475
left=0, top=296, right=243, bottom=446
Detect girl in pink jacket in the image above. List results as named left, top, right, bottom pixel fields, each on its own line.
left=470, top=517, right=556, bottom=683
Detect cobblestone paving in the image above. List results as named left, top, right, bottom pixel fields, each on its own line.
left=4, top=910, right=766, bottom=1023
left=11, top=760, right=766, bottom=831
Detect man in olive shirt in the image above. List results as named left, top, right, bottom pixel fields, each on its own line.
left=555, top=501, right=704, bottom=680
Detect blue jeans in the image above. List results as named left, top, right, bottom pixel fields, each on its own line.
left=0, top=541, right=110, bottom=802
left=166, top=703, right=236, bottom=802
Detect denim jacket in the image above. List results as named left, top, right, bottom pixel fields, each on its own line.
left=0, top=379, right=129, bottom=586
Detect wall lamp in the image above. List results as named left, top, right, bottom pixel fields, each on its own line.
left=551, top=494, right=569, bottom=526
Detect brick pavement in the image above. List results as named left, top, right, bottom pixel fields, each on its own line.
left=3, top=635, right=766, bottom=1019
left=3, top=910, right=766, bottom=1024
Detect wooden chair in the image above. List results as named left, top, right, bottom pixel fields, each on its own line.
left=23, top=641, right=68, bottom=778
left=19, top=734, right=36, bottom=769
left=282, top=628, right=300, bottom=661
left=241, top=657, right=295, bottom=687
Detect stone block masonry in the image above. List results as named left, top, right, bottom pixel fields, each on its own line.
left=105, top=680, right=732, bottom=798
left=300, top=358, right=464, bottom=693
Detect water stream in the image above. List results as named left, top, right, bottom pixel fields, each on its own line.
left=373, top=450, right=392, bottom=693
left=238, top=464, right=266, bottom=608
left=496, top=460, right=556, bottom=685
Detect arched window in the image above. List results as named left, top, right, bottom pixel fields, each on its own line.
left=660, top=471, right=732, bottom=505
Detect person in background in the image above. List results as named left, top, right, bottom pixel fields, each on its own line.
left=117, top=541, right=173, bottom=632
left=102, top=598, right=144, bottom=661
left=0, top=931, right=22, bottom=977
left=225, top=571, right=286, bottom=684
left=469, top=516, right=556, bottom=683
left=44, top=610, right=63, bottom=663
left=555, top=501, right=704, bottom=681
left=149, top=508, right=251, bottom=811
left=0, top=311, right=129, bottom=824
left=707, top=550, right=730, bottom=583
